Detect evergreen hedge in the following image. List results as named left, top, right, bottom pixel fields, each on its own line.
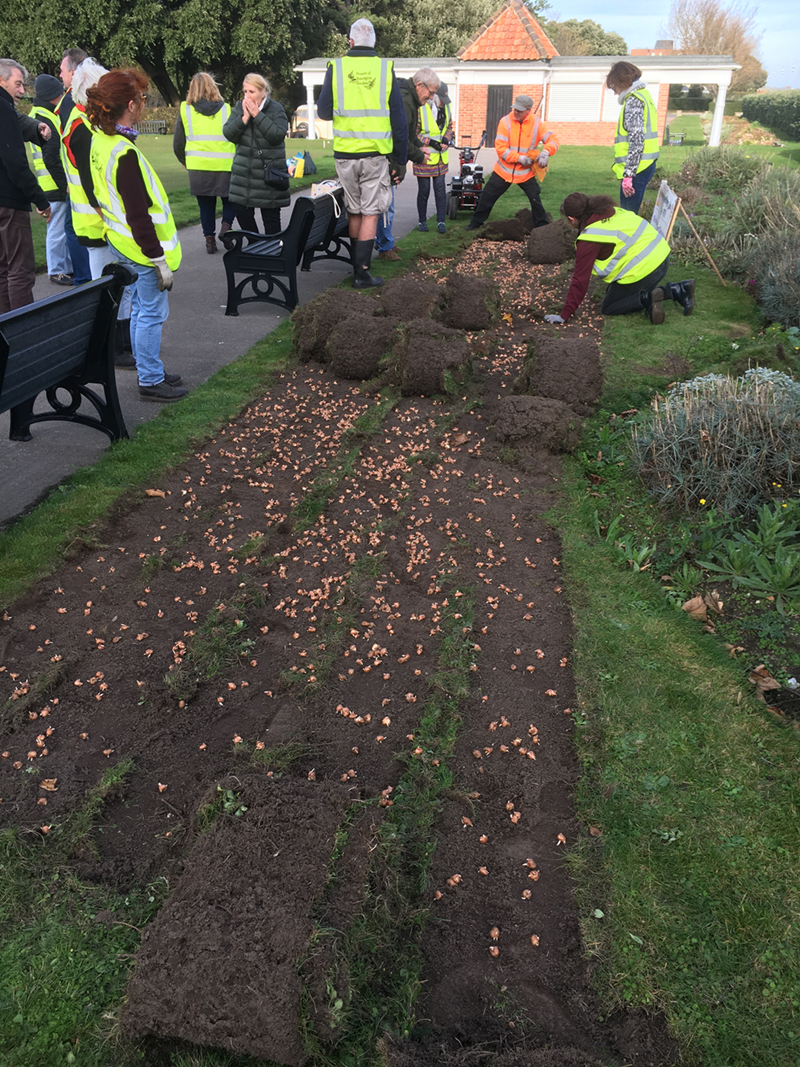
left=741, top=91, right=800, bottom=141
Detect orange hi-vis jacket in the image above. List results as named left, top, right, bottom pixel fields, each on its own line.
left=493, top=110, right=559, bottom=184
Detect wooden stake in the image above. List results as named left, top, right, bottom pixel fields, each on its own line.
left=678, top=203, right=726, bottom=286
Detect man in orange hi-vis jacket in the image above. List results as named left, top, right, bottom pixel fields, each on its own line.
left=466, top=93, right=558, bottom=230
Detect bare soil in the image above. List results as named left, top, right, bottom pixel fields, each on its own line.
left=0, top=238, right=677, bottom=1066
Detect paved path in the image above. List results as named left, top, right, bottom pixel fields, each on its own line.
left=0, top=149, right=480, bottom=529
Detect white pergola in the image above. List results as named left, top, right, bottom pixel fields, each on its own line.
left=295, top=53, right=738, bottom=147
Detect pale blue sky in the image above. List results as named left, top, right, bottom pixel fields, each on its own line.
left=549, top=2, right=800, bottom=89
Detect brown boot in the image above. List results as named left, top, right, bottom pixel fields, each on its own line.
left=219, top=221, right=233, bottom=236
left=205, top=234, right=217, bottom=254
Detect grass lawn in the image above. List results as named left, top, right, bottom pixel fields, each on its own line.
left=5, top=136, right=800, bottom=1067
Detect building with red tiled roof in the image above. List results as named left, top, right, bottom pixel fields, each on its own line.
left=458, top=0, right=559, bottom=62
left=296, top=1, right=738, bottom=149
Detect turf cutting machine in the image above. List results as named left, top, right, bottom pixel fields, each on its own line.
left=445, top=130, right=487, bottom=219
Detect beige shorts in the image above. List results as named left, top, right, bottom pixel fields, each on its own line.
left=334, top=157, right=392, bottom=216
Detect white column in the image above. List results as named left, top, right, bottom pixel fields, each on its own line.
left=709, top=84, right=727, bottom=146
left=306, top=81, right=317, bottom=140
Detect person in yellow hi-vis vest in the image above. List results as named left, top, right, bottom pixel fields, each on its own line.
left=606, top=61, right=660, bottom=215
left=86, top=69, right=188, bottom=403
left=30, top=73, right=72, bottom=285
left=174, top=73, right=236, bottom=255
left=543, top=192, right=695, bottom=326
left=414, top=83, right=454, bottom=235
left=316, top=17, right=409, bottom=288
left=466, top=93, right=558, bottom=231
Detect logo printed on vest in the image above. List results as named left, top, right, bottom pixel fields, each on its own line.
left=347, top=70, right=376, bottom=90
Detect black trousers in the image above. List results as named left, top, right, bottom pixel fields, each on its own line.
left=232, top=204, right=282, bottom=235
left=601, top=256, right=670, bottom=316
left=470, top=171, right=548, bottom=228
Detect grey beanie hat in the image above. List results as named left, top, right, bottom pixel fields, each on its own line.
left=34, top=73, right=64, bottom=100
left=513, top=93, right=534, bottom=111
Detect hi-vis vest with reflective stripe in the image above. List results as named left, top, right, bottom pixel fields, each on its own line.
left=61, top=107, right=105, bottom=241
left=420, top=102, right=451, bottom=165
left=578, top=209, right=669, bottom=285
left=613, top=87, right=659, bottom=178
left=179, top=101, right=234, bottom=171
left=29, top=104, right=60, bottom=193
left=90, top=131, right=182, bottom=270
left=330, top=56, right=393, bottom=155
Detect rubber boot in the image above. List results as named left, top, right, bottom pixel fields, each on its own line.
left=641, top=287, right=665, bottom=325
left=352, top=239, right=384, bottom=289
left=121, top=318, right=132, bottom=353
left=669, top=279, right=695, bottom=316
left=114, top=320, right=136, bottom=367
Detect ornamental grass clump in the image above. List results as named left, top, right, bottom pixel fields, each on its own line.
left=631, top=368, right=800, bottom=517
left=678, top=145, right=766, bottom=193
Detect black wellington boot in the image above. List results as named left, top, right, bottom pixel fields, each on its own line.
left=352, top=239, right=384, bottom=289
left=672, top=279, right=695, bottom=316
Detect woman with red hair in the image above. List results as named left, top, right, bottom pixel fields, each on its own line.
left=86, top=69, right=187, bottom=402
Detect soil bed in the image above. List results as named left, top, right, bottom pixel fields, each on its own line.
left=0, top=238, right=677, bottom=1066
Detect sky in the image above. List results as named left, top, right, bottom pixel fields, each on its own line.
left=549, top=1, right=800, bottom=89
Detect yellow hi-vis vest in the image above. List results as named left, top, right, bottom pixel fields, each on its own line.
left=61, top=107, right=105, bottom=241
left=29, top=104, right=60, bottom=194
left=330, top=56, right=393, bottom=155
left=90, top=131, right=182, bottom=270
left=578, top=209, right=669, bottom=284
left=179, top=101, right=234, bottom=171
left=420, top=101, right=452, bottom=165
left=613, top=87, right=659, bottom=178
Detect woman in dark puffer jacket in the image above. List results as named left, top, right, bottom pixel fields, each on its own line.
left=223, top=73, right=290, bottom=234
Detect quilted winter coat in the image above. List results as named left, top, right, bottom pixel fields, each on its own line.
left=222, top=97, right=290, bottom=210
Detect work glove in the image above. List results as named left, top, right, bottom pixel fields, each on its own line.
left=536, top=149, right=549, bottom=168
left=151, top=256, right=173, bottom=292
left=544, top=314, right=564, bottom=325
left=621, top=176, right=635, bottom=197
left=518, top=153, right=532, bottom=167
left=389, top=163, right=405, bottom=185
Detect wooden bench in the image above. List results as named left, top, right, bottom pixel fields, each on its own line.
left=221, top=190, right=352, bottom=316
left=0, top=264, right=133, bottom=443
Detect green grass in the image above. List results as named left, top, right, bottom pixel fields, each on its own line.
left=0, top=761, right=172, bottom=1067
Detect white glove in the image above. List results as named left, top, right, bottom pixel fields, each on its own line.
left=536, top=149, right=549, bottom=168
left=518, top=154, right=532, bottom=167
left=544, top=314, right=564, bottom=324
left=151, top=256, right=173, bottom=292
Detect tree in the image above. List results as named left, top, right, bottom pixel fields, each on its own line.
left=0, top=0, right=332, bottom=104
left=667, top=0, right=764, bottom=95
left=543, top=18, right=627, bottom=56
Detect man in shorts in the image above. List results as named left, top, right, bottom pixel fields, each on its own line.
left=317, top=18, right=408, bottom=288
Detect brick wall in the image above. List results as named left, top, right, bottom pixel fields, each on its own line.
left=456, top=81, right=671, bottom=146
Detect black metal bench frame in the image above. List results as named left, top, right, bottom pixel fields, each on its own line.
left=0, top=263, right=133, bottom=443
left=221, top=189, right=352, bottom=316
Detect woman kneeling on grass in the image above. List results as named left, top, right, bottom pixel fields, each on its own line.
left=86, top=68, right=187, bottom=402
left=544, top=192, right=695, bottom=326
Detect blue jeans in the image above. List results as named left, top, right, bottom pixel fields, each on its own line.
left=112, top=251, right=170, bottom=386
left=45, top=200, right=71, bottom=275
left=197, top=195, right=236, bottom=236
left=374, top=186, right=395, bottom=251
left=620, top=162, right=656, bottom=215
left=64, top=205, right=91, bottom=285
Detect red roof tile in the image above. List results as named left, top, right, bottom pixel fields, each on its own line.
left=458, top=0, right=559, bottom=61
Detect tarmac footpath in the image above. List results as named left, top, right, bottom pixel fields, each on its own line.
left=0, top=161, right=460, bottom=528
